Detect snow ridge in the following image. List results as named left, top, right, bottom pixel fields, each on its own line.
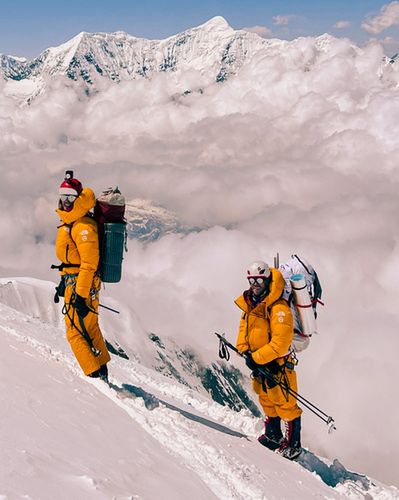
left=0, top=277, right=398, bottom=499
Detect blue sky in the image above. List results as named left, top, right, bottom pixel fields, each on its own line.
left=1, top=0, right=398, bottom=57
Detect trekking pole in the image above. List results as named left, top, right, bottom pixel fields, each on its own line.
left=215, top=333, right=336, bottom=432
left=99, top=303, right=120, bottom=314
left=216, top=332, right=335, bottom=429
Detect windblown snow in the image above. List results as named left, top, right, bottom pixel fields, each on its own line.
left=0, top=277, right=398, bottom=499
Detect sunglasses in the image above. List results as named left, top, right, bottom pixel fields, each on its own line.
left=247, top=277, right=266, bottom=285
left=60, top=194, right=77, bottom=203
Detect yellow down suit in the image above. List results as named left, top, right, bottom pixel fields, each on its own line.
left=235, top=268, right=302, bottom=421
left=55, top=188, right=110, bottom=375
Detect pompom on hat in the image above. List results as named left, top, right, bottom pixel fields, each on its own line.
left=59, top=171, right=83, bottom=196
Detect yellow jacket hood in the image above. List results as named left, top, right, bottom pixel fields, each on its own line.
left=56, top=187, right=96, bottom=224
left=235, top=268, right=286, bottom=313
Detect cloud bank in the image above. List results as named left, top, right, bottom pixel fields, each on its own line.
left=0, top=34, right=399, bottom=486
left=362, top=1, right=399, bottom=34
left=242, top=25, right=272, bottom=38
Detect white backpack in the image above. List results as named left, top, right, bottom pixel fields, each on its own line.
left=279, top=255, right=323, bottom=353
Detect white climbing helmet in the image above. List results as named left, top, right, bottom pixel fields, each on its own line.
left=246, top=260, right=271, bottom=279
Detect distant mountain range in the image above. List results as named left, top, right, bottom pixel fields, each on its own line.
left=0, top=16, right=342, bottom=102
left=1, top=16, right=396, bottom=103
left=1, top=17, right=264, bottom=101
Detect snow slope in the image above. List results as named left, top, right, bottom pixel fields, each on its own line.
left=0, top=277, right=397, bottom=499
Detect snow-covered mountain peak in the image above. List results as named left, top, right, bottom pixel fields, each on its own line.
left=313, top=32, right=339, bottom=51
left=125, top=199, right=181, bottom=241
left=196, top=15, right=232, bottom=31
left=110, top=30, right=132, bottom=38
left=43, top=31, right=89, bottom=73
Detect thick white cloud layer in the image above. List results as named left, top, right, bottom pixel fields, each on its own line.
left=1, top=34, right=399, bottom=486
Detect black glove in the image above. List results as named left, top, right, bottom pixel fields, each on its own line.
left=53, top=276, right=66, bottom=303
left=74, top=294, right=90, bottom=318
left=245, top=353, right=261, bottom=372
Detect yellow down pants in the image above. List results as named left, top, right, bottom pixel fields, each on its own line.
left=252, top=367, right=302, bottom=421
left=64, top=276, right=110, bottom=376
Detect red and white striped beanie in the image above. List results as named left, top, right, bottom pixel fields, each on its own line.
left=59, top=177, right=83, bottom=196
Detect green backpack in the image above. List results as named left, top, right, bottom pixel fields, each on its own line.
left=94, top=188, right=127, bottom=283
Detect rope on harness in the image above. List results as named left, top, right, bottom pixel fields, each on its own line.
left=60, top=275, right=101, bottom=357
left=63, top=298, right=101, bottom=357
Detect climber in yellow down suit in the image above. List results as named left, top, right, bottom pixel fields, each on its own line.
left=235, top=260, right=302, bottom=460
left=55, top=173, right=110, bottom=381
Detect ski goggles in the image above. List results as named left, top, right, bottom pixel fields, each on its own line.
left=60, top=194, right=78, bottom=203
left=247, top=277, right=267, bottom=285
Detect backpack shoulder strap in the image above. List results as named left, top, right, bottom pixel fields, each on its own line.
left=312, top=270, right=322, bottom=301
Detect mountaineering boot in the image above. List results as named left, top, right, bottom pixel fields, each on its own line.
left=88, top=364, right=109, bottom=383
left=258, top=416, right=284, bottom=450
left=98, top=364, right=109, bottom=383
left=276, top=417, right=302, bottom=460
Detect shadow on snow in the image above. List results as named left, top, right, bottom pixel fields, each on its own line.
left=297, top=449, right=372, bottom=490
left=114, top=382, right=249, bottom=439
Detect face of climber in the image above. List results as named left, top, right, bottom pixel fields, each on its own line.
left=246, top=261, right=271, bottom=297
left=60, top=193, right=77, bottom=212
left=248, top=276, right=268, bottom=296
left=59, top=175, right=82, bottom=212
